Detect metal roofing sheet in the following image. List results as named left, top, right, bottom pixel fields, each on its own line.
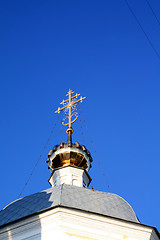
left=0, top=184, right=138, bottom=226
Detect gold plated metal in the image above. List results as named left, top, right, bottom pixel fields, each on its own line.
left=55, top=89, right=85, bottom=130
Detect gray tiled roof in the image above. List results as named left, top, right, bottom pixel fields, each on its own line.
left=0, top=184, right=138, bottom=226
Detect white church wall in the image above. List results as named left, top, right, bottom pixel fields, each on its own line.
left=0, top=207, right=158, bottom=240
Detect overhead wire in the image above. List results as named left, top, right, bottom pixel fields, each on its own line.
left=78, top=104, right=85, bottom=145
left=146, top=0, right=160, bottom=27
left=78, top=105, right=111, bottom=192
left=60, top=118, right=62, bottom=143
left=124, top=0, right=160, bottom=60
left=18, top=114, right=60, bottom=198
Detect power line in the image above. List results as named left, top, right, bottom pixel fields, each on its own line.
left=78, top=106, right=111, bottom=192
left=18, top=115, right=60, bottom=198
left=60, top=118, right=62, bottom=143
left=124, top=0, right=160, bottom=60
left=146, top=0, right=160, bottom=27
left=78, top=104, right=85, bottom=145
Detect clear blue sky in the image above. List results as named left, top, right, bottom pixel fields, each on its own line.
left=0, top=0, right=160, bottom=232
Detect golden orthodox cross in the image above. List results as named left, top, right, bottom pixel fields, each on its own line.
left=55, top=89, right=85, bottom=131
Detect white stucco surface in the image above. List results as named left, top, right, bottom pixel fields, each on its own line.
left=0, top=207, right=159, bottom=240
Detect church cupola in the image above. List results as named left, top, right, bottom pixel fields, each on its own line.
left=47, top=89, right=93, bottom=188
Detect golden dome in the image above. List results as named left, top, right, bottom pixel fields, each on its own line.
left=47, top=142, right=93, bottom=171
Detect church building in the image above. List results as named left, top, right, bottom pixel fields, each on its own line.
left=0, top=90, right=159, bottom=240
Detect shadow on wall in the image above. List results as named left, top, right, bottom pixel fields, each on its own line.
left=0, top=191, right=53, bottom=240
